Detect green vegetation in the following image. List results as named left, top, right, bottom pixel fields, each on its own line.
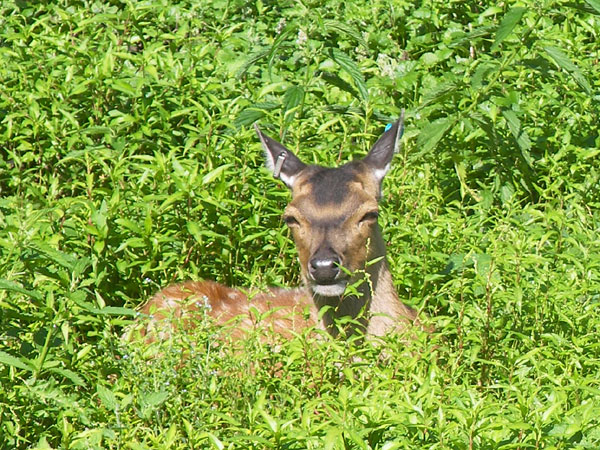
left=1, top=0, right=599, bottom=448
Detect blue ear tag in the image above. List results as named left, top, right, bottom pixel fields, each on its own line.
left=385, top=123, right=392, bottom=132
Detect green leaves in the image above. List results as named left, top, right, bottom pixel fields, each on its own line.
left=322, top=20, right=367, bottom=48
left=502, top=110, right=533, bottom=166
left=0, top=350, right=33, bottom=372
left=416, top=116, right=455, bottom=154
left=329, top=48, right=369, bottom=102
left=283, top=85, right=304, bottom=113
left=542, top=45, right=592, bottom=94
left=283, top=85, right=305, bottom=126
left=491, top=7, right=526, bottom=51
left=584, top=0, right=600, bottom=14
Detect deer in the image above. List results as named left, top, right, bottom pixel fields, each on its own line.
left=134, top=113, right=421, bottom=342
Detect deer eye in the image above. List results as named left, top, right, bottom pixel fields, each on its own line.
left=359, top=211, right=379, bottom=224
left=283, top=215, right=300, bottom=227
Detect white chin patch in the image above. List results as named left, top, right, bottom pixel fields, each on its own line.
left=311, top=283, right=346, bottom=297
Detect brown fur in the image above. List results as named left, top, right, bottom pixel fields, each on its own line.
left=134, top=116, right=423, bottom=341
left=136, top=281, right=317, bottom=341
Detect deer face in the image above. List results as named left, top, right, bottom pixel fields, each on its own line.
left=282, top=164, right=381, bottom=296
left=255, top=117, right=404, bottom=298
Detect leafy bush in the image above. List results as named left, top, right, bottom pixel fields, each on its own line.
left=0, top=0, right=599, bottom=448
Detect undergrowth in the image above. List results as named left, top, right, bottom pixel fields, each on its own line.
left=1, top=0, right=599, bottom=448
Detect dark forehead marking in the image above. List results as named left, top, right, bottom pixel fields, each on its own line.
left=310, top=215, right=347, bottom=228
left=304, top=162, right=362, bottom=205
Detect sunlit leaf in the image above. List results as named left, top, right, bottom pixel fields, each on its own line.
left=283, top=85, right=304, bottom=113
left=543, top=45, right=592, bottom=94
left=329, top=48, right=369, bottom=102
left=503, top=110, right=533, bottom=166
left=97, top=385, right=118, bottom=410
left=50, top=368, right=86, bottom=386
left=584, top=0, right=600, bottom=14
left=323, top=20, right=367, bottom=47
left=0, top=351, right=33, bottom=371
left=0, top=279, right=43, bottom=302
left=416, top=116, right=455, bottom=154
left=491, top=7, right=526, bottom=51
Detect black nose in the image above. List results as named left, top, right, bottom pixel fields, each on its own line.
left=309, top=255, right=341, bottom=284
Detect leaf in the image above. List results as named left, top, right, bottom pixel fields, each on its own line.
left=187, top=221, right=203, bottom=244
left=200, top=433, right=224, bottom=450
left=416, top=117, right=455, bottom=154
left=283, top=85, right=304, bottom=126
left=96, top=306, right=138, bottom=316
left=320, top=71, right=359, bottom=98
left=345, top=429, right=369, bottom=450
left=283, top=85, right=304, bottom=113
left=32, top=436, right=57, bottom=450
left=471, top=62, right=498, bottom=90
left=50, top=368, right=86, bottom=387
left=81, top=126, right=112, bottom=136
left=0, top=279, right=43, bottom=302
left=449, top=24, right=496, bottom=48
left=110, top=79, right=138, bottom=97
left=441, top=253, right=467, bottom=275
left=101, top=48, right=114, bottom=77
left=33, top=243, right=85, bottom=271
left=97, top=385, right=117, bottom=410
left=491, top=7, right=526, bottom=51
left=474, top=253, right=493, bottom=278
left=259, top=409, right=278, bottom=433
left=584, top=0, right=600, bottom=14
left=114, top=218, right=142, bottom=235
left=542, top=46, right=580, bottom=73
left=329, top=48, right=368, bottom=102
left=165, top=424, right=178, bottom=447
left=267, top=27, right=294, bottom=77
left=502, top=110, right=533, bottom=166
left=234, top=109, right=265, bottom=129
left=323, top=20, right=367, bottom=47
left=419, top=81, right=461, bottom=109
left=543, top=45, right=592, bottom=94
left=234, top=102, right=280, bottom=129
left=202, top=164, right=233, bottom=185
left=0, top=350, right=34, bottom=371
left=142, top=391, right=169, bottom=408
left=69, top=291, right=137, bottom=316
left=324, top=428, right=343, bottom=450
left=381, top=443, right=404, bottom=450
left=236, top=47, right=270, bottom=78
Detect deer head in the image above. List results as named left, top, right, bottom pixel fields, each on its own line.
left=255, top=116, right=404, bottom=320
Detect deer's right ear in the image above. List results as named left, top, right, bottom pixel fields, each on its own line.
left=255, top=124, right=307, bottom=189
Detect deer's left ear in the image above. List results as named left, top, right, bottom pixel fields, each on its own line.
left=255, top=124, right=307, bottom=189
left=362, top=111, right=405, bottom=185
